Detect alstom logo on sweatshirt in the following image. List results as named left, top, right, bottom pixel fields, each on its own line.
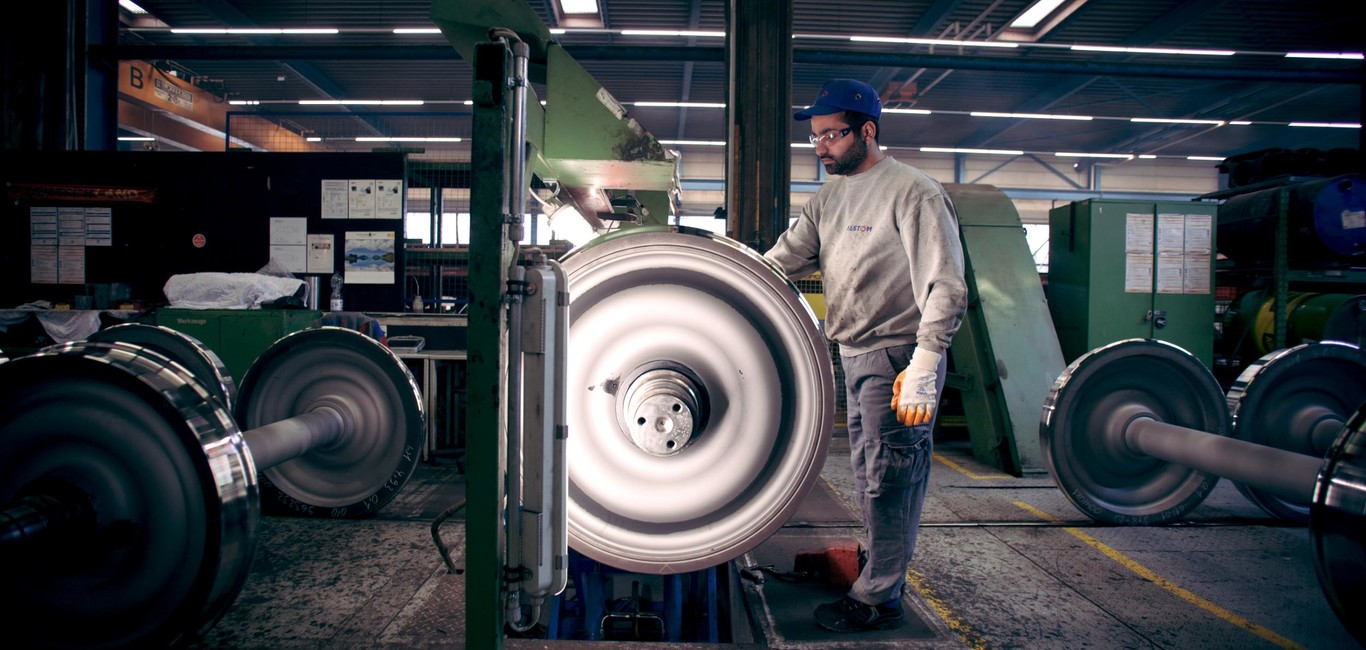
left=846, top=224, right=873, bottom=233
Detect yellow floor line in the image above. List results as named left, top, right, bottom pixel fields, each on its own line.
left=905, top=566, right=991, bottom=650
left=820, top=477, right=988, bottom=647
left=1013, top=501, right=1306, bottom=650
left=817, top=475, right=859, bottom=516
left=934, top=452, right=1014, bottom=480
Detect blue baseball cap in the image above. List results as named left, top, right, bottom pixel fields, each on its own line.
left=794, top=79, right=882, bottom=121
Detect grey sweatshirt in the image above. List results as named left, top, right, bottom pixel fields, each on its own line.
left=765, top=156, right=968, bottom=357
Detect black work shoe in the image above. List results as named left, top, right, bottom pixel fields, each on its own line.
left=814, top=595, right=905, bottom=632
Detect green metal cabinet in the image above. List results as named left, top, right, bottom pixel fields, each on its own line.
left=1048, top=199, right=1218, bottom=367
left=156, top=308, right=322, bottom=384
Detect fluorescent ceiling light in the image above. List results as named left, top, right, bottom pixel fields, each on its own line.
left=1186, top=156, right=1224, bottom=161
left=228, top=100, right=261, bottom=105
left=171, top=28, right=338, bottom=35
left=620, top=30, right=724, bottom=38
left=1285, top=52, right=1364, bottom=60
left=851, top=36, right=1018, bottom=49
left=883, top=108, right=933, bottom=115
left=299, top=99, right=424, bottom=105
left=1071, top=44, right=1233, bottom=56
left=1138, top=154, right=1157, bottom=159
left=1288, top=122, right=1361, bottom=128
left=355, top=137, right=463, bottom=142
left=559, top=0, right=600, bottom=15
left=1011, top=0, right=1067, bottom=29
left=306, top=137, right=322, bottom=142
left=1228, top=121, right=1253, bottom=126
left=922, top=147, right=1025, bottom=155
left=635, top=101, right=725, bottom=108
left=118, top=136, right=156, bottom=141
left=971, top=111, right=1093, bottom=121
left=1130, top=117, right=1225, bottom=126
left=119, top=0, right=147, bottom=14
left=1055, top=152, right=1133, bottom=159
left=657, top=140, right=725, bottom=146
left=393, top=28, right=441, bottom=34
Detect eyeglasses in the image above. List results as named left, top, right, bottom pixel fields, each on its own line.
left=808, top=127, right=853, bottom=146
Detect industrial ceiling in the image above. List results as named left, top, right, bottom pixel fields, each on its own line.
left=116, top=0, right=1363, bottom=164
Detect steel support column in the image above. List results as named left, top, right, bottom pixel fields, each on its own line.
left=725, top=0, right=791, bottom=252
left=466, top=41, right=515, bottom=650
left=4, top=0, right=82, bottom=149
left=83, top=0, right=116, bottom=150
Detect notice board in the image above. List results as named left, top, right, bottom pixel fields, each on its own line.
left=1, top=151, right=409, bottom=311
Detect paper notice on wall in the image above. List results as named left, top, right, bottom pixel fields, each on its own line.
left=31, top=244, right=58, bottom=284
left=266, top=217, right=308, bottom=273
left=58, top=207, right=86, bottom=246
left=343, top=231, right=395, bottom=284
left=1183, top=214, right=1212, bottom=255
left=30, top=207, right=58, bottom=245
left=348, top=180, right=377, bottom=219
left=1125, top=213, right=1153, bottom=254
left=308, top=234, right=335, bottom=275
left=1124, top=253, right=1152, bottom=293
left=58, top=245, right=85, bottom=284
left=1153, top=213, right=1189, bottom=294
left=1184, top=254, right=1212, bottom=294
left=268, top=245, right=307, bottom=274
left=1182, top=214, right=1213, bottom=295
left=270, top=217, right=307, bottom=245
left=85, top=207, right=112, bottom=246
left=1156, top=254, right=1185, bottom=294
left=1157, top=213, right=1185, bottom=255
left=321, top=179, right=349, bottom=219
left=375, top=179, right=403, bottom=219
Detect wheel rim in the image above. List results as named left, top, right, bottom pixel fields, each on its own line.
left=236, top=327, right=424, bottom=516
left=561, top=226, right=834, bottom=573
left=1229, top=341, right=1366, bottom=522
left=90, top=323, right=237, bottom=411
left=1041, top=339, right=1227, bottom=523
left=0, top=342, right=255, bottom=648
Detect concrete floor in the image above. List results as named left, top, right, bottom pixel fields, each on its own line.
left=187, top=436, right=1362, bottom=650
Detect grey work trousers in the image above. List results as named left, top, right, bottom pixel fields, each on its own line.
left=841, top=343, right=942, bottom=606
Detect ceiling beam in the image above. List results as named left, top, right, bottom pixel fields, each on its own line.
left=963, top=0, right=1236, bottom=149
left=867, top=0, right=967, bottom=100
left=181, top=0, right=384, bottom=137
left=94, top=44, right=1366, bottom=85
left=910, top=0, right=968, bottom=37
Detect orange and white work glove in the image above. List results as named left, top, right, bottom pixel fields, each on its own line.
left=890, top=348, right=941, bottom=426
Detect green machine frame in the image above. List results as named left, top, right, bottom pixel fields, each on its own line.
left=430, top=1, right=681, bottom=646
left=945, top=185, right=1063, bottom=475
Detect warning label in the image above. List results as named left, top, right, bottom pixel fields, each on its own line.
left=153, top=76, right=194, bottom=111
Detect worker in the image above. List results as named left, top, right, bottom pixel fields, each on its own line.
left=765, top=78, right=968, bottom=633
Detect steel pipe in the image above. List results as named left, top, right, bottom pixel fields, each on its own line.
left=1122, top=415, right=1323, bottom=503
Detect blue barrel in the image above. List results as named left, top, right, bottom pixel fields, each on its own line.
left=1219, top=175, right=1366, bottom=264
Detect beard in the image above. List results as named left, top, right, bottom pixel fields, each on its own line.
left=821, top=135, right=869, bottom=176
